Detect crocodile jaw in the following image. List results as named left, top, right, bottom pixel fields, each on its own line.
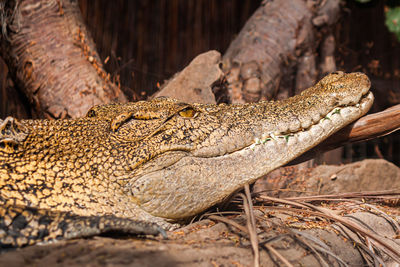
left=129, top=91, right=374, bottom=219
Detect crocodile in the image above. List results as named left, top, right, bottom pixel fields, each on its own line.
left=0, top=71, right=373, bottom=248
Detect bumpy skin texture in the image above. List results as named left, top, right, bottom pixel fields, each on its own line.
left=0, top=72, right=373, bottom=248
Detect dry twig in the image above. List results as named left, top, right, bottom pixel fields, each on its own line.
left=240, top=184, right=260, bottom=267
left=258, top=195, right=400, bottom=263
left=264, top=244, right=294, bottom=267
left=207, top=215, right=248, bottom=234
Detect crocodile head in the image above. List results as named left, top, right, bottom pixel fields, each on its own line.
left=91, top=71, right=373, bottom=219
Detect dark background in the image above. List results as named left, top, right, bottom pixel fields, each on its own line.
left=78, top=0, right=261, bottom=100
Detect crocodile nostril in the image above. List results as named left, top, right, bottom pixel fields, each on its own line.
left=87, top=109, right=96, bottom=117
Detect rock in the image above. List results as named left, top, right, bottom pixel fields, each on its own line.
left=153, top=50, right=223, bottom=104
left=307, top=159, right=400, bottom=194
left=254, top=159, right=400, bottom=197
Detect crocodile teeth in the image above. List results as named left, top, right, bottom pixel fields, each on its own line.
left=300, top=117, right=312, bottom=129
left=311, top=110, right=321, bottom=124
left=276, top=121, right=289, bottom=133
left=289, top=119, right=301, bottom=132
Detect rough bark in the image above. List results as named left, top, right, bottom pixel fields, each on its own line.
left=0, top=0, right=126, bottom=119
left=223, top=0, right=340, bottom=104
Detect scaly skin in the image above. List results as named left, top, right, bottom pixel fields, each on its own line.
left=0, top=72, right=373, bottom=248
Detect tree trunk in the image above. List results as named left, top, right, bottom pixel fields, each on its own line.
left=0, top=0, right=126, bottom=119
left=222, top=0, right=340, bottom=103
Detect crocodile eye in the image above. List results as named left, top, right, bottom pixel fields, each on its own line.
left=178, top=107, right=196, bottom=118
